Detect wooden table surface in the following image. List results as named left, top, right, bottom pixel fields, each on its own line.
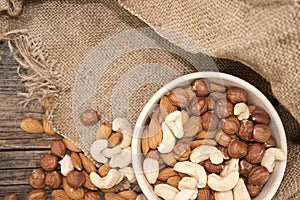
left=0, top=41, right=62, bottom=199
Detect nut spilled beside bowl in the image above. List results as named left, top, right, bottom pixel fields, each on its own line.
left=132, top=72, right=287, bottom=200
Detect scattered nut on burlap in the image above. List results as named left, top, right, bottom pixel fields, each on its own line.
left=0, top=0, right=299, bottom=199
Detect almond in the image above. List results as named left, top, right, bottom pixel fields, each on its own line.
left=52, top=190, right=71, bottom=200
left=116, top=191, right=138, bottom=200
left=159, top=96, right=177, bottom=120
left=62, top=139, right=82, bottom=152
left=20, top=118, right=44, bottom=134
left=104, top=193, right=122, bottom=200
left=96, top=123, right=112, bottom=140
left=101, top=188, right=116, bottom=193
left=70, top=152, right=83, bottom=171
left=43, top=115, right=56, bottom=136
left=141, top=129, right=150, bottom=155
left=62, top=177, right=84, bottom=200
left=79, top=153, right=96, bottom=173
left=148, top=118, right=163, bottom=149
left=146, top=150, right=160, bottom=160
left=98, top=163, right=111, bottom=177
left=183, top=116, right=202, bottom=137
left=195, top=130, right=217, bottom=140
left=197, top=187, right=211, bottom=200
left=157, top=168, right=178, bottom=181
left=160, top=152, right=177, bottom=167
left=82, top=171, right=97, bottom=190
left=167, top=175, right=181, bottom=188
left=108, top=132, right=123, bottom=147
left=190, top=139, right=217, bottom=149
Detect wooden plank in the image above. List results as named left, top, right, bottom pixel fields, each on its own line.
left=0, top=185, right=54, bottom=199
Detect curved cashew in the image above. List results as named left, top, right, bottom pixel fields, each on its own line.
left=112, top=118, right=133, bottom=148
left=90, top=139, right=108, bottom=163
left=220, top=158, right=239, bottom=177
left=136, top=193, right=147, bottom=200
left=154, top=184, right=179, bottom=200
left=143, top=158, right=159, bottom=184
left=102, top=146, right=122, bottom=158
left=119, top=167, right=136, bottom=183
left=109, top=146, right=132, bottom=168
left=178, top=177, right=197, bottom=191
left=59, top=154, right=74, bottom=176
left=173, top=161, right=207, bottom=188
left=233, top=178, right=251, bottom=200
left=158, top=122, right=176, bottom=153
left=234, top=103, right=249, bottom=120
left=165, top=111, right=184, bottom=138
left=174, top=189, right=198, bottom=200
left=90, top=169, right=121, bottom=189
left=214, top=190, right=233, bottom=200
left=208, top=171, right=239, bottom=192
left=190, top=145, right=223, bottom=164
left=261, top=147, right=286, bottom=172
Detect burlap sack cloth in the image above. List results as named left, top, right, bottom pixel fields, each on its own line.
left=0, top=0, right=299, bottom=199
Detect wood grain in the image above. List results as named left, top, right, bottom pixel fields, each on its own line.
left=0, top=42, right=62, bottom=199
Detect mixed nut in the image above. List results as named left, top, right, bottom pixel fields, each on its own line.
left=141, top=78, right=286, bottom=200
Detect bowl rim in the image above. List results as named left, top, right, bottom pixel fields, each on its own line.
left=132, top=72, right=287, bottom=200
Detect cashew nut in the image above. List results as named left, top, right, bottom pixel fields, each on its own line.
left=220, top=158, right=239, bottom=177
left=190, top=145, right=223, bottom=164
left=59, top=154, right=74, bottom=176
left=214, top=190, right=233, bottom=200
left=174, top=189, right=198, bottom=200
left=109, top=146, right=132, bottom=168
left=136, top=193, right=147, bottom=200
left=112, top=118, right=133, bottom=148
left=154, top=184, right=179, bottom=200
left=173, top=161, right=207, bottom=188
left=90, top=169, right=121, bottom=189
left=233, top=178, right=251, bottom=200
left=90, top=139, right=108, bottom=163
left=158, top=122, right=176, bottom=153
left=261, top=147, right=286, bottom=172
left=178, top=177, right=197, bottom=191
left=119, top=167, right=136, bottom=183
left=102, top=146, right=122, bottom=158
left=208, top=171, right=239, bottom=192
left=143, top=158, right=159, bottom=184
left=234, top=103, right=249, bottom=120
left=165, top=111, right=184, bottom=138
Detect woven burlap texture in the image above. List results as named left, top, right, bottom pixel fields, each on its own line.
left=119, top=0, right=300, bottom=126
left=0, top=0, right=299, bottom=199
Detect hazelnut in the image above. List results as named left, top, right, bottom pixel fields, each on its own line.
left=50, top=140, right=66, bottom=158
left=206, top=96, right=215, bottom=110
left=45, top=171, right=62, bottom=189
left=209, top=92, right=226, bottom=101
left=66, top=170, right=86, bottom=189
left=166, top=87, right=190, bottom=107
left=191, top=78, right=209, bottom=97
left=188, top=97, right=208, bottom=116
left=80, top=109, right=100, bottom=125
left=84, top=192, right=101, bottom=200
left=237, top=120, right=254, bottom=141
left=215, top=131, right=232, bottom=147
left=4, top=194, right=18, bottom=200
left=264, top=135, right=276, bottom=148
left=253, top=124, right=271, bottom=143
left=51, top=190, right=71, bottom=200
left=173, top=138, right=192, bottom=157
left=214, top=99, right=233, bottom=119
left=40, top=154, right=58, bottom=172
left=28, top=169, right=45, bottom=189
left=246, top=184, right=263, bottom=198
left=26, top=190, right=47, bottom=200
left=251, top=109, right=271, bottom=125
left=202, top=111, right=219, bottom=131
left=246, top=143, right=265, bottom=164
left=248, top=166, right=270, bottom=185
left=228, top=139, right=248, bottom=158
left=226, top=87, right=248, bottom=104
left=248, top=105, right=257, bottom=114
left=218, top=146, right=230, bottom=159
left=209, top=82, right=226, bottom=92
left=239, top=159, right=255, bottom=177
left=222, top=116, right=240, bottom=135
left=204, top=159, right=224, bottom=173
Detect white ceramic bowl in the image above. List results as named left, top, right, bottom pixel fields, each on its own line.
left=132, top=72, right=287, bottom=200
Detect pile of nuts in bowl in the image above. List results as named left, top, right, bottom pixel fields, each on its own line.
left=141, top=78, right=286, bottom=200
